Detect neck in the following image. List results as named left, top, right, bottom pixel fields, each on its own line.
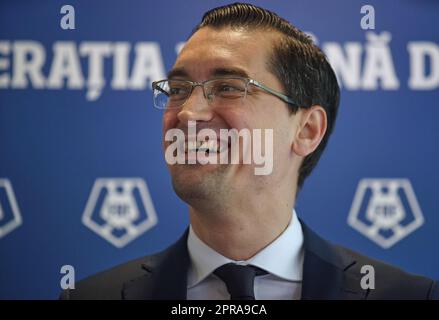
left=189, top=190, right=295, bottom=261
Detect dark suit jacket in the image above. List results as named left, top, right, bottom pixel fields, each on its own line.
left=60, top=222, right=439, bottom=300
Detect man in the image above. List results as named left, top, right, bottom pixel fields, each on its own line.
left=61, top=3, right=438, bottom=300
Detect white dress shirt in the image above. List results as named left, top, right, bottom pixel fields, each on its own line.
left=186, top=209, right=304, bottom=300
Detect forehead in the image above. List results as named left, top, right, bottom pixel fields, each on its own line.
left=170, top=27, right=278, bottom=80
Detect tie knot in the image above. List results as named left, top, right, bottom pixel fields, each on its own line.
left=214, top=263, right=267, bottom=300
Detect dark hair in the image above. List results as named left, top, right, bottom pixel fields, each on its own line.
left=192, top=3, right=340, bottom=191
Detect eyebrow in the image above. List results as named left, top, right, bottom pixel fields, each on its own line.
left=167, top=67, right=250, bottom=80
left=167, top=68, right=188, bottom=79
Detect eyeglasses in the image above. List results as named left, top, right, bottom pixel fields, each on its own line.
left=151, top=77, right=298, bottom=110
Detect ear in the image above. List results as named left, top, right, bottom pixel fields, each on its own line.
left=292, top=105, right=327, bottom=157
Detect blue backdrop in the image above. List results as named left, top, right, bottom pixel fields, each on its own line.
left=0, top=0, right=438, bottom=299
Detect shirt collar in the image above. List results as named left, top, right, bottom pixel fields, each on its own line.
left=187, top=209, right=304, bottom=288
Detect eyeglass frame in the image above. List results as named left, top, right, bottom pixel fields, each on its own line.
left=151, top=76, right=298, bottom=109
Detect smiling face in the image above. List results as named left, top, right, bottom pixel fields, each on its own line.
left=162, top=27, right=303, bottom=209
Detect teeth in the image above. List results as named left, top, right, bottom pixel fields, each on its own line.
left=187, top=141, right=197, bottom=152
left=185, top=140, right=221, bottom=153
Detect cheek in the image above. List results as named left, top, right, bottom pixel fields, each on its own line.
left=215, top=108, right=250, bottom=130
left=246, top=104, right=293, bottom=159
left=162, top=110, right=179, bottom=134
left=216, top=103, right=292, bottom=142
left=218, top=107, right=291, bottom=155
left=216, top=100, right=278, bottom=129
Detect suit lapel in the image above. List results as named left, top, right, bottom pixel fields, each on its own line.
left=300, top=221, right=367, bottom=300
left=122, top=222, right=368, bottom=300
left=122, top=230, right=190, bottom=300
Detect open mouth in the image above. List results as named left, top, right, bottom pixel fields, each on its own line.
left=184, top=139, right=230, bottom=155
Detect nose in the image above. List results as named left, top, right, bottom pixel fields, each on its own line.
left=177, top=85, right=214, bottom=124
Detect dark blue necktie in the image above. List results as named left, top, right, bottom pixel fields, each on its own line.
left=214, top=263, right=268, bottom=300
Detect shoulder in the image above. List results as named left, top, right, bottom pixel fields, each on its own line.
left=60, top=230, right=190, bottom=300
left=59, top=250, right=166, bottom=300
left=300, top=220, right=438, bottom=300
left=334, top=244, right=439, bottom=299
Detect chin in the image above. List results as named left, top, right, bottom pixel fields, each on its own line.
left=170, top=165, right=229, bottom=203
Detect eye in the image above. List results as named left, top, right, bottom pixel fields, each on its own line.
left=169, top=87, right=183, bottom=95
left=218, top=83, right=240, bottom=92
left=168, top=82, right=190, bottom=99
left=213, top=80, right=246, bottom=98
left=216, top=82, right=244, bottom=93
